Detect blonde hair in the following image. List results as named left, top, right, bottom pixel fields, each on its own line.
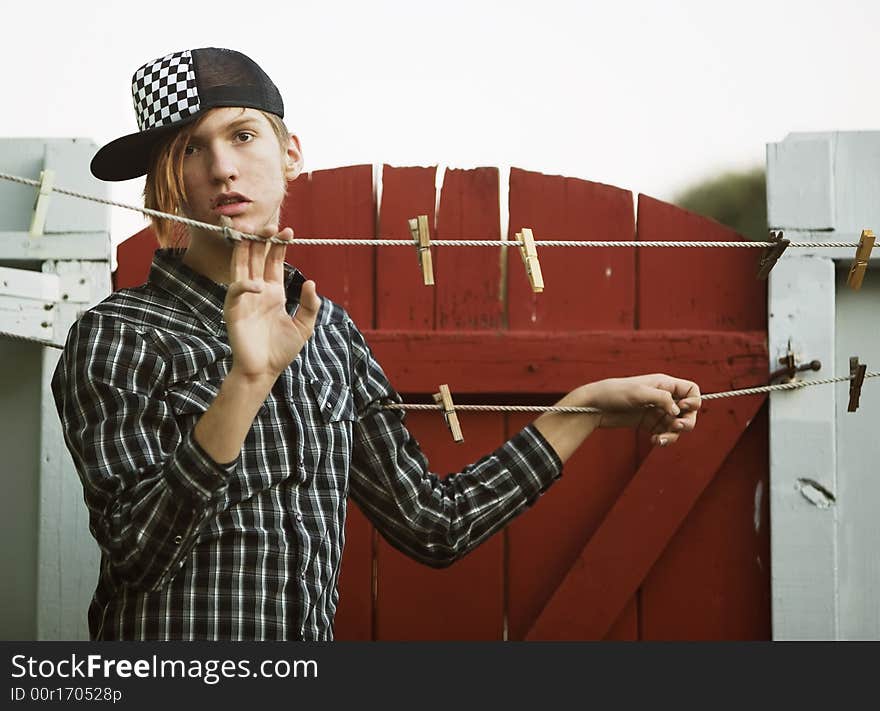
left=143, top=110, right=292, bottom=247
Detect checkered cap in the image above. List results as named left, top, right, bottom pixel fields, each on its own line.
left=91, top=47, right=285, bottom=181
left=132, top=51, right=200, bottom=131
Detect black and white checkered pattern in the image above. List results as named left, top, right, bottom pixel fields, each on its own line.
left=131, top=51, right=200, bottom=131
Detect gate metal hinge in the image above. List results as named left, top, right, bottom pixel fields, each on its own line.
left=769, top=340, right=821, bottom=385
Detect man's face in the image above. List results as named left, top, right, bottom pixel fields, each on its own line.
left=180, top=107, right=299, bottom=237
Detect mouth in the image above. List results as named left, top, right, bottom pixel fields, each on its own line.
left=212, top=192, right=252, bottom=217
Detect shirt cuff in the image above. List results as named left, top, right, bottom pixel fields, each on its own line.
left=496, top=423, right=564, bottom=504
left=163, top=430, right=237, bottom=504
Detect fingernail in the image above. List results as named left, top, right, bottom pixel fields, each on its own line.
left=672, top=405, right=680, bottom=416
left=659, top=437, right=668, bottom=447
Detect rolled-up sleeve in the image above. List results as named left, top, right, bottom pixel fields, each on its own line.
left=346, top=322, right=563, bottom=568
left=51, top=310, right=235, bottom=592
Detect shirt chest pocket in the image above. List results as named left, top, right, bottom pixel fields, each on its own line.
left=307, top=378, right=356, bottom=425
left=166, top=380, right=270, bottom=428
left=166, top=380, right=221, bottom=416
left=304, top=377, right=356, bottom=488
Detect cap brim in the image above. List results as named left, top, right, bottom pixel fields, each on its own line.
left=90, top=115, right=200, bottom=182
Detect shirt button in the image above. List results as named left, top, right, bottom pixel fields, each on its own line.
left=173, top=535, right=183, bottom=545
left=295, top=513, right=303, bottom=522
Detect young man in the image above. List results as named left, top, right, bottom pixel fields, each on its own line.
left=52, top=47, right=702, bottom=640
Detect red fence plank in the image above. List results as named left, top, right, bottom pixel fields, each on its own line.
left=637, top=196, right=766, bottom=331
left=114, top=227, right=157, bottom=290
left=364, top=330, right=767, bottom=395
left=606, top=598, right=639, bottom=640
left=281, top=165, right=375, bottom=328
left=525, top=393, right=766, bottom=640
left=377, top=165, right=437, bottom=329
left=507, top=168, right=635, bottom=330
left=374, top=413, right=506, bottom=640
left=279, top=169, right=313, bottom=247
left=435, top=168, right=503, bottom=331
left=632, top=197, right=769, bottom=640
left=506, top=414, right=638, bottom=640
left=640, top=402, right=770, bottom=639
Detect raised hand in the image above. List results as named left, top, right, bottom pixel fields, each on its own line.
left=224, top=226, right=320, bottom=383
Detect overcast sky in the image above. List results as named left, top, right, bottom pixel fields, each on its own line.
left=3, top=0, right=879, bottom=246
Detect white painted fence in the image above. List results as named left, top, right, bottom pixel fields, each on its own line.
left=0, top=139, right=110, bottom=640
left=767, top=131, right=880, bottom=640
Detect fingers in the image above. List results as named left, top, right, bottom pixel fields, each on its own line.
left=637, top=384, right=680, bottom=418
left=646, top=376, right=701, bottom=447
left=227, top=278, right=263, bottom=297
left=651, top=432, right=679, bottom=447
left=673, top=379, right=702, bottom=412
left=248, top=237, right=269, bottom=280
left=649, top=411, right=689, bottom=447
left=230, top=224, right=292, bottom=284
left=232, top=239, right=250, bottom=283
left=266, top=228, right=294, bottom=284
left=652, top=411, right=696, bottom=435
left=292, top=280, right=320, bottom=334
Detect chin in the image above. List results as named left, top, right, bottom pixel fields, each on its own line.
left=230, top=214, right=275, bottom=235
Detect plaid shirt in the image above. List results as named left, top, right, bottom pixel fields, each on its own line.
left=51, top=249, right=562, bottom=641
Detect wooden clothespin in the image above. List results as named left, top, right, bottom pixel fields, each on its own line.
left=433, top=384, right=463, bottom=442
left=846, top=229, right=875, bottom=291
left=408, top=215, right=434, bottom=285
left=848, top=356, right=867, bottom=413
left=29, top=169, right=55, bottom=237
left=516, top=228, right=544, bottom=293
left=756, top=230, right=790, bottom=279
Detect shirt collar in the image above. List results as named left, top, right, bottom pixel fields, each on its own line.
left=148, top=249, right=306, bottom=334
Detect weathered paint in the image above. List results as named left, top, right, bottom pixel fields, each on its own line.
left=767, top=131, right=880, bottom=640
left=0, top=138, right=111, bottom=641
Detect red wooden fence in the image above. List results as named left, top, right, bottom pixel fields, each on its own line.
left=115, top=164, right=770, bottom=640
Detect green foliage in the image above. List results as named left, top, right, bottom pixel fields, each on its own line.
left=674, top=168, right=767, bottom=242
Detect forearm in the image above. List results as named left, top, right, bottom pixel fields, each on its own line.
left=351, top=412, right=562, bottom=567
left=89, top=439, right=228, bottom=591
left=532, top=384, right=601, bottom=464
left=193, top=368, right=276, bottom=464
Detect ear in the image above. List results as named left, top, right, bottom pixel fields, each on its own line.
left=284, top=134, right=304, bottom=181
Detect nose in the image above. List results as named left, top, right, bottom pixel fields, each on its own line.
left=207, top=141, right=239, bottom=184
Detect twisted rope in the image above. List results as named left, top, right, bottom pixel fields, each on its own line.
left=381, top=372, right=879, bottom=413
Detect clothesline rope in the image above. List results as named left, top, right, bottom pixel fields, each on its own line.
left=381, top=372, right=878, bottom=414
left=1, top=327, right=873, bottom=411
left=0, top=172, right=862, bottom=249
